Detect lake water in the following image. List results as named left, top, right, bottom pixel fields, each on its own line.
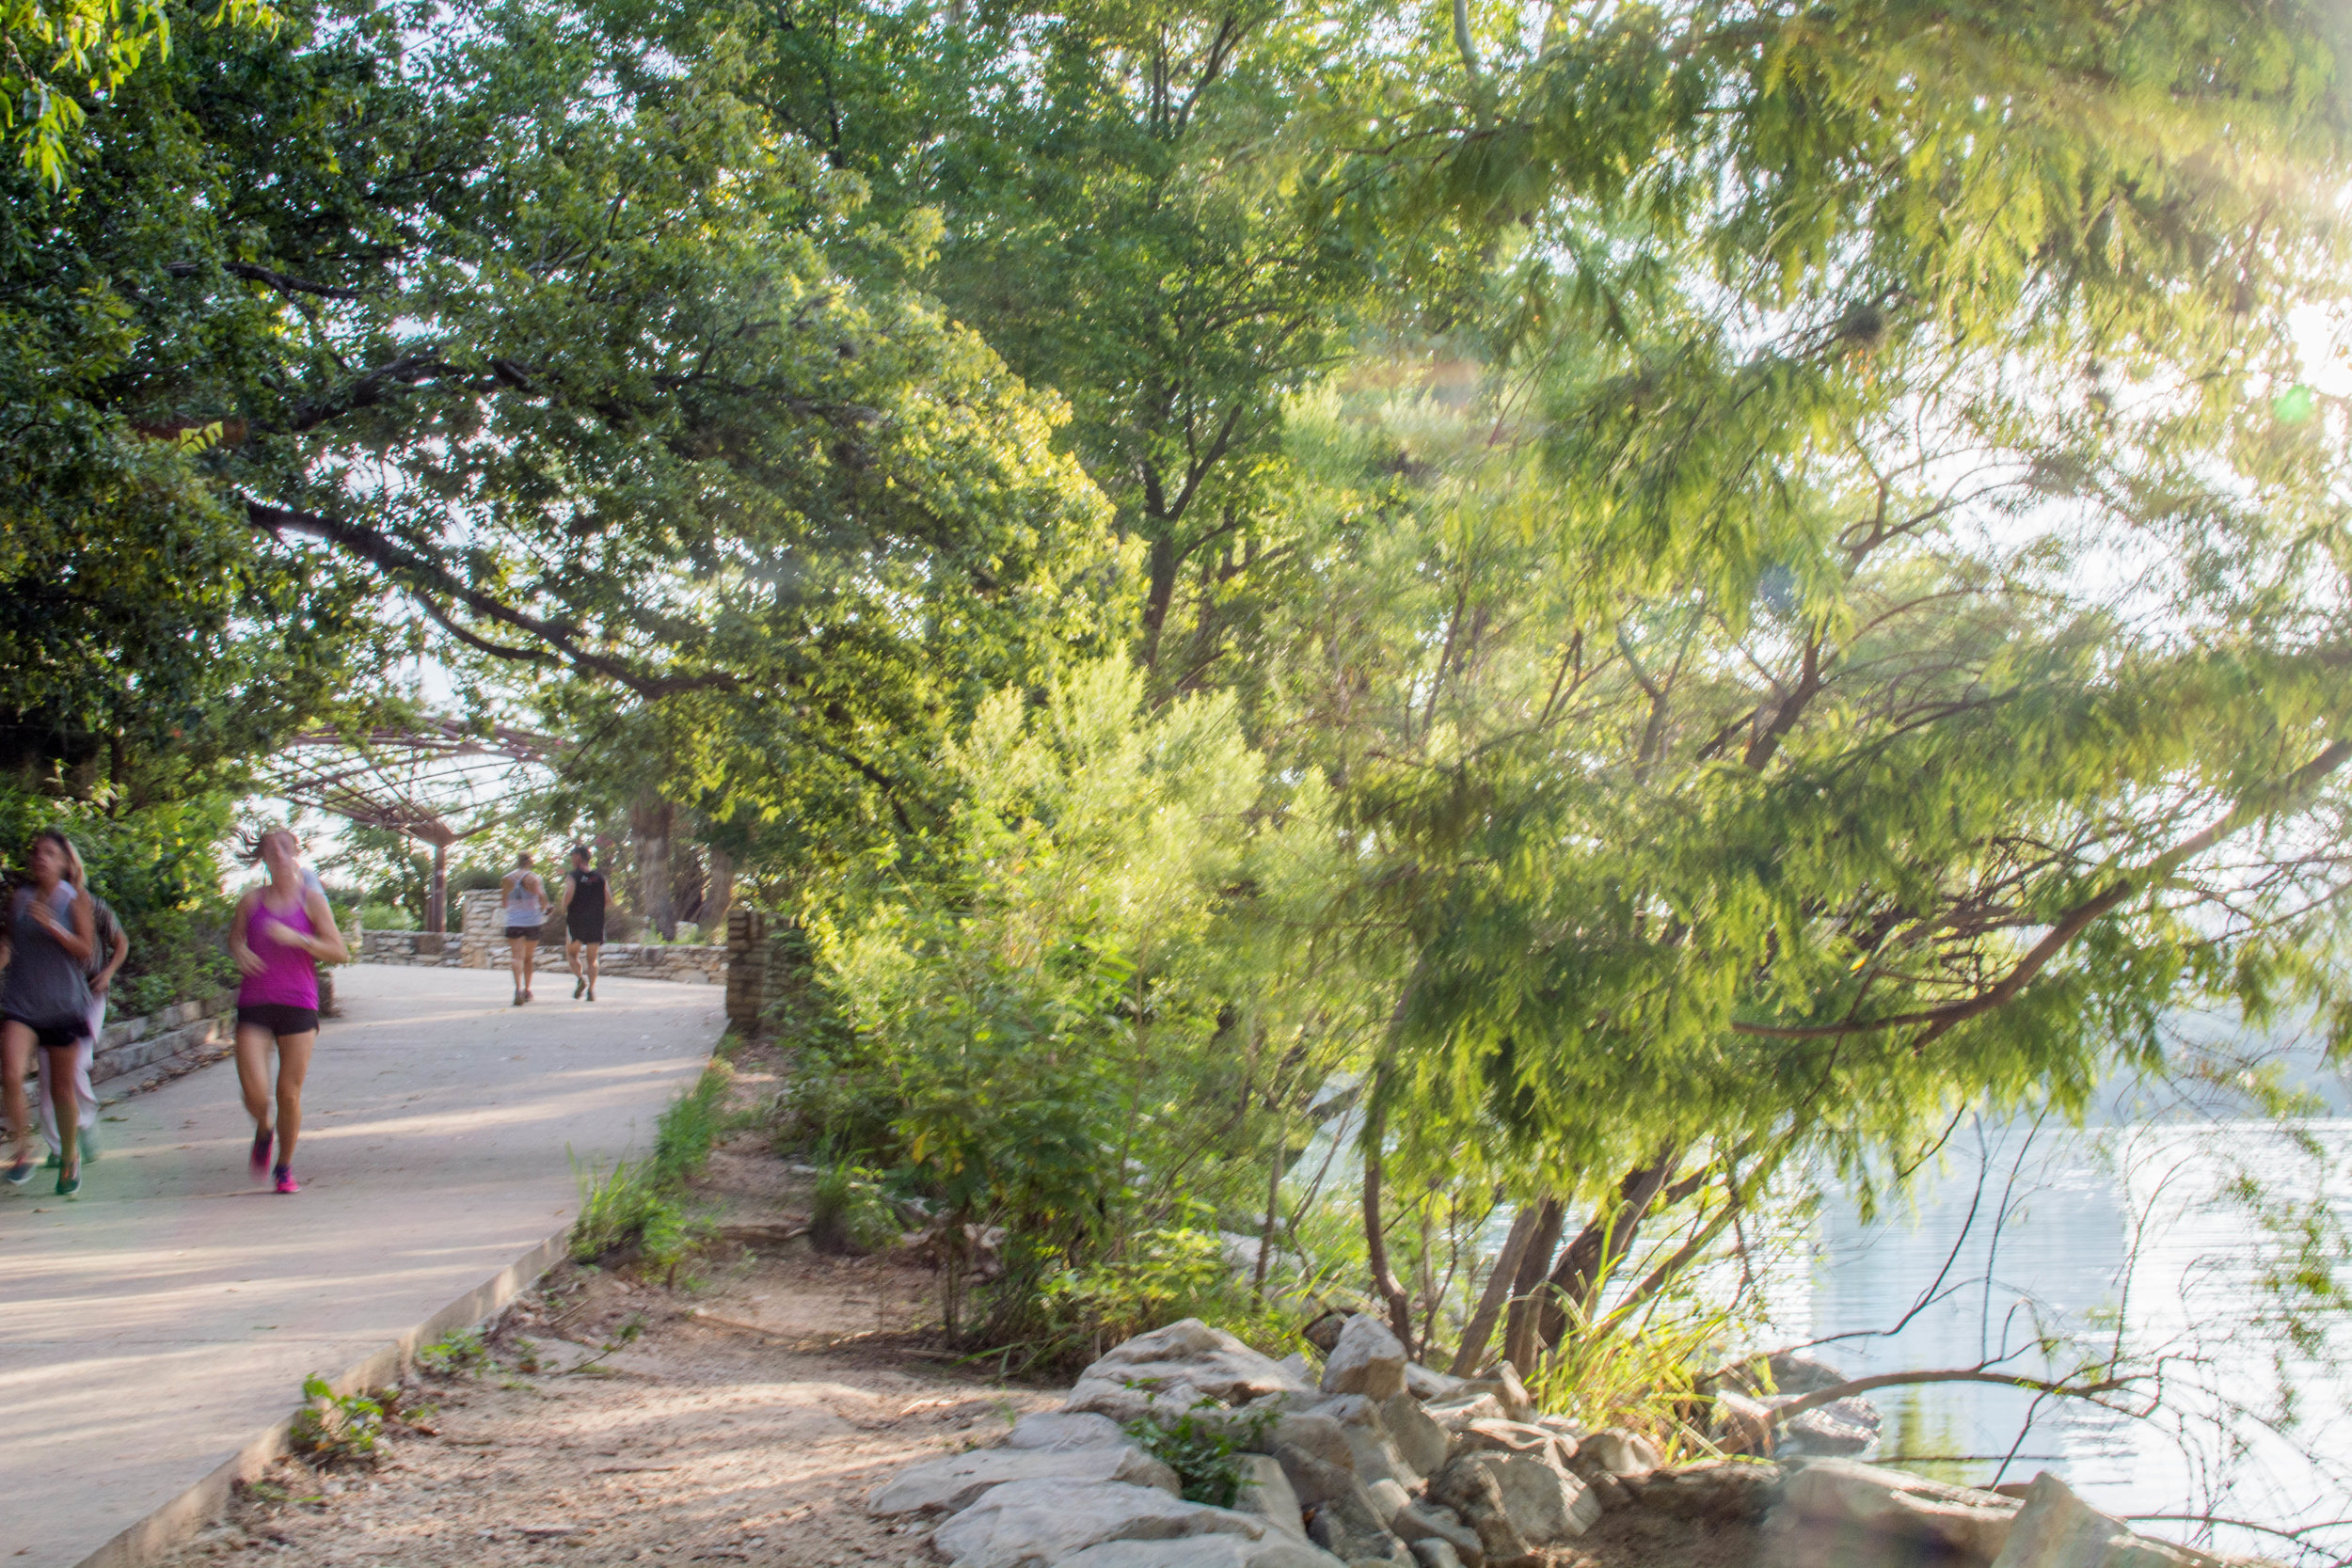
left=1295, top=1045, right=2352, bottom=1560
left=1762, top=1055, right=2352, bottom=1563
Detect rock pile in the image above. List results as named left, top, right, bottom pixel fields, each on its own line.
left=870, top=1314, right=1658, bottom=1567
left=866, top=1317, right=2265, bottom=1568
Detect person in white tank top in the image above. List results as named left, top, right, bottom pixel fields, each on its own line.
left=501, top=852, right=548, bottom=1006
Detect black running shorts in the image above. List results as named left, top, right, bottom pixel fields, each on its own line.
left=4, top=1011, right=87, bottom=1050
left=504, top=923, right=542, bottom=941
left=236, top=1003, right=319, bottom=1037
left=565, top=914, right=604, bottom=944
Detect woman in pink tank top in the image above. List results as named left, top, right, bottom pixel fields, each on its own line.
left=229, top=829, right=348, bottom=1194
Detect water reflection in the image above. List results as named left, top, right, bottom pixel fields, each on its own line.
left=1771, top=1060, right=2352, bottom=1561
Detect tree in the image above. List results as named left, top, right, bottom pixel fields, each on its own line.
left=1283, top=0, right=2352, bottom=1367
left=6, top=0, right=1126, bottom=840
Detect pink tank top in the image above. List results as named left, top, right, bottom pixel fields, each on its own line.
left=239, top=890, right=320, bottom=1009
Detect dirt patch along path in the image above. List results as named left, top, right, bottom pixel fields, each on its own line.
left=164, top=1249, right=1051, bottom=1568
left=158, top=1043, right=1058, bottom=1568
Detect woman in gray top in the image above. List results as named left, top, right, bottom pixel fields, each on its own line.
left=2, top=831, right=98, bottom=1195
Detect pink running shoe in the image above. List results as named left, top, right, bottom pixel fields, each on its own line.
left=250, top=1128, right=274, bottom=1175
left=273, top=1164, right=299, bottom=1195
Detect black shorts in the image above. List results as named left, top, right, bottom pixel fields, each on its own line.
left=237, top=1003, right=319, bottom=1037
left=565, top=917, right=604, bottom=945
left=4, top=1012, right=87, bottom=1050
left=504, top=924, right=543, bottom=942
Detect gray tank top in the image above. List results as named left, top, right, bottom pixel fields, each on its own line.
left=3, top=883, right=94, bottom=1024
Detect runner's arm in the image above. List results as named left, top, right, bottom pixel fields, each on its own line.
left=94, top=919, right=128, bottom=991
left=296, top=886, right=351, bottom=963
left=229, top=890, right=266, bottom=975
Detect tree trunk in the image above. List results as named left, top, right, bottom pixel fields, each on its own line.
left=1533, top=1149, right=1678, bottom=1354
left=1359, top=1101, right=1418, bottom=1351
left=427, top=840, right=449, bottom=934
left=1452, top=1196, right=1546, bottom=1376
left=702, top=847, right=735, bottom=938
left=1502, top=1196, right=1565, bottom=1374
left=630, top=795, right=675, bottom=940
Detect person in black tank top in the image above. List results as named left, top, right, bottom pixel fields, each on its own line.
left=560, top=844, right=608, bottom=1001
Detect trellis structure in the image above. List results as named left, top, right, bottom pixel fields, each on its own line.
left=267, top=721, right=563, bottom=934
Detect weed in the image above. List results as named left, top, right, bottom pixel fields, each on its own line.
left=569, top=1065, right=731, bottom=1272
left=245, top=1479, right=291, bottom=1507
left=810, top=1162, right=900, bottom=1255
left=415, top=1328, right=485, bottom=1375
left=289, top=1376, right=385, bottom=1465
left=1124, top=1398, right=1274, bottom=1508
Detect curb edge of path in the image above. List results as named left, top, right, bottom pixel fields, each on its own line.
left=72, top=1224, right=572, bottom=1568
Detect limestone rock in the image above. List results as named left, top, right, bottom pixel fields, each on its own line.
left=1278, top=1352, right=1317, bottom=1386
left=1311, top=1395, right=1420, bottom=1490
left=1629, top=1461, right=1783, bottom=1525
left=1392, top=1501, right=1486, bottom=1568
left=1083, top=1318, right=1314, bottom=1406
left=1404, top=1363, right=1467, bottom=1402
left=1320, top=1315, right=1408, bottom=1402
left=1006, top=1410, right=1128, bottom=1452
left=1581, top=1428, right=1662, bottom=1478
left=1476, top=1452, right=1601, bottom=1544
left=1988, top=1473, right=2219, bottom=1568
left=1454, top=1366, right=1534, bottom=1423
left=868, top=1443, right=1177, bottom=1516
left=1769, top=1350, right=1850, bottom=1395
left=1274, top=1444, right=1363, bottom=1512
left=1235, top=1454, right=1309, bottom=1542
left=1058, top=1537, right=1350, bottom=1568
left=1780, top=1398, right=1881, bottom=1457
left=1407, top=1543, right=1467, bottom=1568
left=1308, top=1490, right=1412, bottom=1566
left=1364, top=1478, right=1412, bottom=1527
left=1420, top=1394, right=1506, bottom=1433
left=1382, top=1392, right=1453, bottom=1477
left=932, top=1479, right=1267, bottom=1568
left=1425, top=1461, right=1536, bottom=1568
left=1764, top=1457, right=2021, bottom=1568
left=1067, top=1376, right=1208, bottom=1427
left=1451, top=1419, right=1567, bottom=1469
left=1303, top=1311, right=1352, bottom=1354
left=1266, top=1413, right=1354, bottom=1471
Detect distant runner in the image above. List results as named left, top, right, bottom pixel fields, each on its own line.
left=560, top=844, right=607, bottom=1003
left=42, top=841, right=125, bottom=1169
left=230, top=829, right=348, bottom=1195
left=501, top=852, right=548, bottom=1006
left=2, top=831, right=98, bottom=1196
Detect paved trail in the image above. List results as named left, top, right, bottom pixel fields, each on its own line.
left=0, top=964, right=724, bottom=1568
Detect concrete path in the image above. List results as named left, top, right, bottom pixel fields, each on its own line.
left=0, top=964, right=725, bottom=1568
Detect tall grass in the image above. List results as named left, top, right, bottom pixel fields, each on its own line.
left=571, top=1057, right=733, bottom=1272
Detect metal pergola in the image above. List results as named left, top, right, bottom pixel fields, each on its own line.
left=267, top=721, right=563, bottom=934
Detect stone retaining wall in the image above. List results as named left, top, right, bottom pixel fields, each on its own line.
left=87, top=990, right=239, bottom=1088
left=357, top=891, right=726, bottom=985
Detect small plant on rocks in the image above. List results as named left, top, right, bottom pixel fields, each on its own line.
left=289, top=1376, right=385, bottom=1465
left=1124, top=1398, right=1274, bottom=1508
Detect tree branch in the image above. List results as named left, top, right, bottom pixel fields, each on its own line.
left=166, top=260, right=368, bottom=301
left=1732, top=738, right=2352, bottom=1044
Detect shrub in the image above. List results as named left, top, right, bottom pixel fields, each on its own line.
left=290, top=1376, right=385, bottom=1464
left=810, top=1163, right=901, bottom=1255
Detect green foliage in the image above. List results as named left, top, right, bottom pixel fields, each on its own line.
left=289, top=1375, right=383, bottom=1464
left=1034, top=1228, right=1294, bottom=1370
left=1125, top=1396, right=1276, bottom=1509
left=809, top=1163, right=901, bottom=1257
left=569, top=1064, right=731, bottom=1270
left=815, top=657, right=1309, bottom=1342
left=414, top=1330, right=485, bottom=1376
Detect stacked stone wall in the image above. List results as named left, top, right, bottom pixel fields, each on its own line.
left=358, top=890, right=726, bottom=985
